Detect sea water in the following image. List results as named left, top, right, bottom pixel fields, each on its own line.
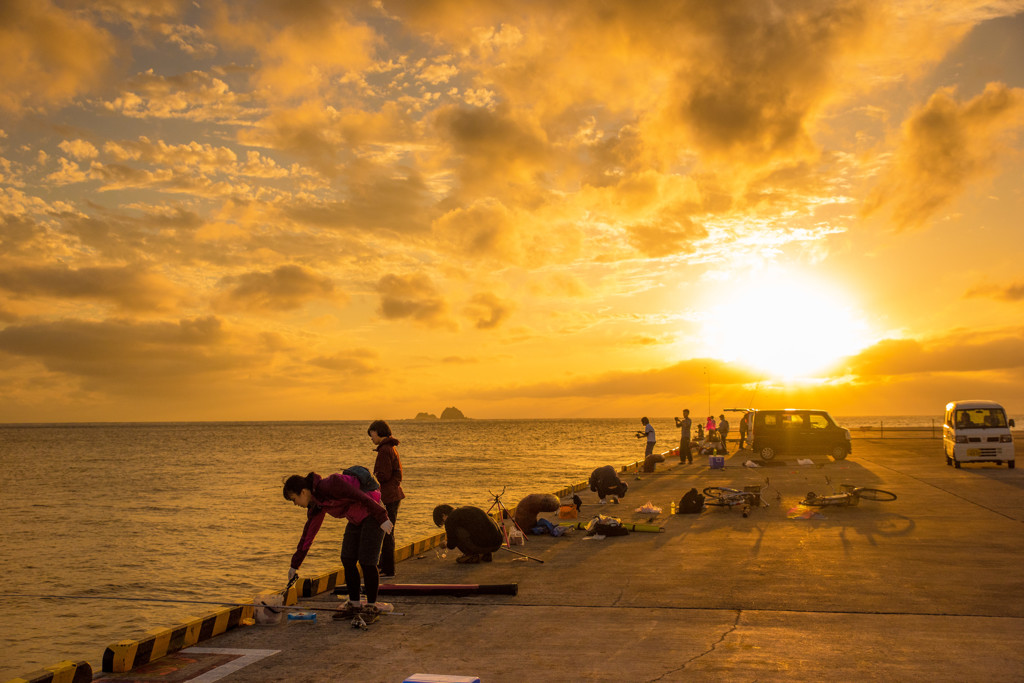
left=0, top=415, right=945, bottom=677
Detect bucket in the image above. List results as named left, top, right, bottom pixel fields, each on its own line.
left=253, top=591, right=284, bottom=625
left=709, top=455, right=725, bottom=470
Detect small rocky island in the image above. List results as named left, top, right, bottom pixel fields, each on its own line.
left=414, top=406, right=468, bottom=420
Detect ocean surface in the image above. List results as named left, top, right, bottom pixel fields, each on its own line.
left=0, top=415, right=954, bottom=677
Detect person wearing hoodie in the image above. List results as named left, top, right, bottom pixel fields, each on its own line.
left=369, top=419, right=405, bottom=579
left=283, top=470, right=393, bottom=618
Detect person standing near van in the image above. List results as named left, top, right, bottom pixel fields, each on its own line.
left=675, top=409, right=693, bottom=464
left=738, top=412, right=749, bottom=450
left=636, top=416, right=656, bottom=459
left=718, top=414, right=730, bottom=454
left=369, top=419, right=404, bottom=579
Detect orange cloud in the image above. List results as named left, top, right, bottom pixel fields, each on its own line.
left=865, top=83, right=1024, bottom=230
left=0, top=0, right=119, bottom=114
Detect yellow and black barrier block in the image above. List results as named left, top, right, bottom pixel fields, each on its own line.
left=301, top=568, right=343, bottom=598
left=550, top=480, right=588, bottom=499
left=4, top=660, right=91, bottom=683
left=101, top=604, right=250, bottom=673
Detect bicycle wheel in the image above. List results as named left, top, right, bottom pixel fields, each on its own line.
left=855, top=488, right=897, bottom=501
left=702, top=486, right=741, bottom=505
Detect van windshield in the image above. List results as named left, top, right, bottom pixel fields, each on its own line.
left=954, top=409, right=1007, bottom=429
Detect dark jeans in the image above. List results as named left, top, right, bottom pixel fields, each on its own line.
left=341, top=518, right=385, bottom=603
left=379, top=500, right=400, bottom=576
left=680, top=434, right=691, bottom=462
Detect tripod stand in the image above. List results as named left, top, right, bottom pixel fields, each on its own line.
left=487, top=486, right=544, bottom=563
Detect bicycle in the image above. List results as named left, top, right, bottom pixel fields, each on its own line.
left=800, top=477, right=897, bottom=507
left=702, top=485, right=769, bottom=518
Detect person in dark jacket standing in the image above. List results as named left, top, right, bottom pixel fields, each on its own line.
left=369, top=419, right=404, bottom=578
left=283, top=470, right=393, bottom=618
left=675, top=409, right=693, bottom=464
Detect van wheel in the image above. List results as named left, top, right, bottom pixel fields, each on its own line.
left=759, top=445, right=776, bottom=460
left=830, top=446, right=847, bottom=460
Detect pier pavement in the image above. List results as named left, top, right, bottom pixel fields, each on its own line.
left=95, top=437, right=1024, bottom=682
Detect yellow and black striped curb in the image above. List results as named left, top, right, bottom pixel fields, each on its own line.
left=3, top=660, right=91, bottom=683
left=101, top=605, right=250, bottom=673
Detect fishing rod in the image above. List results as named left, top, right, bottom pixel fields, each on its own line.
left=0, top=593, right=401, bottom=614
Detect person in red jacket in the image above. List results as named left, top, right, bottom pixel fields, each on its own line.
left=369, top=419, right=405, bottom=578
left=283, top=471, right=393, bottom=618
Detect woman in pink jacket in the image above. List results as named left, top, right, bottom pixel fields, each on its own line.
left=283, top=471, right=393, bottom=618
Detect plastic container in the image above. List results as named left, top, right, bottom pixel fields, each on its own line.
left=287, top=612, right=317, bottom=622
left=709, top=455, right=725, bottom=470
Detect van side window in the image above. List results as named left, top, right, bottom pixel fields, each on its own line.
left=782, top=414, right=803, bottom=427
left=764, top=414, right=778, bottom=427
left=808, top=414, right=829, bottom=430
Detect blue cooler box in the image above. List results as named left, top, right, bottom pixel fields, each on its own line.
left=709, top=455, right=725, bottom=469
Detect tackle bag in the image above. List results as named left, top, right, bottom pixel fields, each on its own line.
left=678, top=488, right=705, bottom=514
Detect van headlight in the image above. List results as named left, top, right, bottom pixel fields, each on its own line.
left=843, top=429, right=851, bottom=441
left=1000, top=434, right=1013, bottom=443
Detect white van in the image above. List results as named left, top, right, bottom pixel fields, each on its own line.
left=943, top=400, right=1016, bottom=469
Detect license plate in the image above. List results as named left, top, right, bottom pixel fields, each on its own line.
left=967, top=449, right=980, bottom=457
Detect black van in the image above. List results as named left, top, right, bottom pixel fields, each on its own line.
left=746, top=409, right=851, bottom=460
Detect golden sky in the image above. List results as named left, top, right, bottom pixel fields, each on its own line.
left=1, top=0, right=1023, bottom=422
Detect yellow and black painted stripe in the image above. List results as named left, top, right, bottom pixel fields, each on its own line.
left=101, top=604, right=251, bottom=673
left=3, top=660, right=91, bottom=683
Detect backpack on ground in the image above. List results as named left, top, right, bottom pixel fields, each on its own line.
left=342, top=465, right=380, bottom=492
left=678, top=488, right=704, bottom=514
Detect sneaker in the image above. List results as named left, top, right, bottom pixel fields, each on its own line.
left=379, top=570, right=395, bottom=579
left=363, top=601, right=393, bottom=615
left=456, top=553, right=481, bottom=564
left=332, top=600, right=360, bottom=620
left=598, top=499, right=607, bottom=505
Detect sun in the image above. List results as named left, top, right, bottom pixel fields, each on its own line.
left=697, top=268, right=874, bottom=379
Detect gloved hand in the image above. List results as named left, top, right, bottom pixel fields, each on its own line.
left=380, top=519, right=394, bottom=534
left=288, top=567, right=297, bottom=582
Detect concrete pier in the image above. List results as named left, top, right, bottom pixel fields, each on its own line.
left=72, top=437, right=1024, bottom=681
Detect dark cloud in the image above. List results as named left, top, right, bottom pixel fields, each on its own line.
left=284, top=169, right=435, bottom=235
left=376, top=272, right=452, bottom=328
left=627, top=214, right=706, bottom=258
left=843, top=331, right=1024, bottom=377
left=0, top=316, right=247, bottom=393
left=308, top=349, right=378, bottom=377
left=464, top=292, right=512, bottom=330
left=965, top=281, right=1024, bottom=302
left=433, top=104, right=548, bottom=191
left=468, top=358, right=759, bottom=400
left=0, top=264, right=179, bottom=311
left=216, top=264, right=337, bottom=312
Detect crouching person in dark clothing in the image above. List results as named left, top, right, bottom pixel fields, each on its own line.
left=433, top=504, right=504, bottom=564
left=589, top=465, right=628, bottom=504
